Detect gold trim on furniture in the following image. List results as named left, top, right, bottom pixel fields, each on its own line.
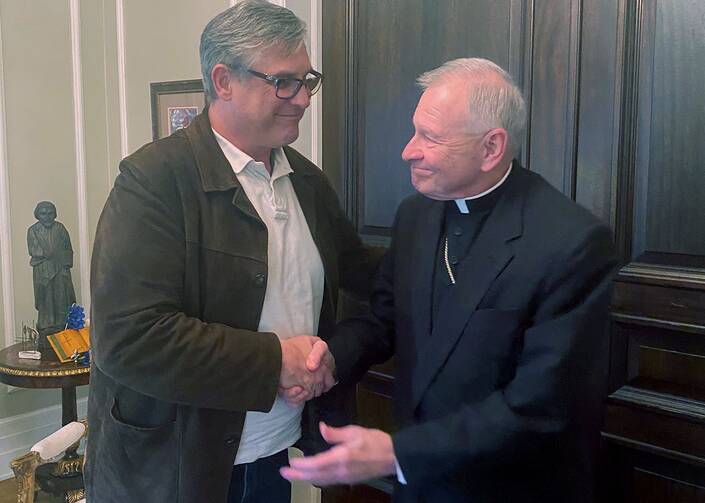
left=0, top=365, right=89, bottom=377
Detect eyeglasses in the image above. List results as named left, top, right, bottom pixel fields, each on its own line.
left=245, top=68, right=323, bottom=99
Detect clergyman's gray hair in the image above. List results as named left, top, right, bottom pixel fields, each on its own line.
left=200, top=0, right=307, bottom=101
left=417, top=58, right=527, bottom=154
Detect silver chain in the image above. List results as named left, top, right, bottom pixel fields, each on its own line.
left=443, top=237, right=456, bottom=285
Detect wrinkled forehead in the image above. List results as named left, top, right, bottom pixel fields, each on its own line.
left=414, top=80, right=470, bottom=131
left=249, top=42, right=311, bottom=74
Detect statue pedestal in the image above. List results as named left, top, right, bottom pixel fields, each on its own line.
left=37, top=324, right=65, bottom=353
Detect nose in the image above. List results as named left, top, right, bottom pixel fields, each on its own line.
left=402, top=135, right=421, bottom=161
left=289, top=83, right=311, bottom=108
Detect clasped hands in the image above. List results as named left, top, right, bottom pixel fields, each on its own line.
left=279, top=335, right=336, bottom=406
left=278, top=337, right=398, bottom=486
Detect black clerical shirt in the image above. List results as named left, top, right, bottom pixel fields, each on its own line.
left=431, top=185, right=507, bottom=329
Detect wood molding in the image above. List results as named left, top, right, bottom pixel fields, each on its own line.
left=602, top=432, right=705, bottom=469
left=69, top=0, right=91, bottom=311
left=344, top=0, right=359, bottom=226
left=614, top=0, right=643, bottom=262
left=310, top=0, right=321, bottom=166
left=0, top=17, right=16, bottom=349
left=609, top=385, right=705, bottom=423
left=116, top=0, right=128, bottom=159
left=510, top=0, right=534, bottom=169
left=618, top=262, right=705, bottom=290
left=565, top=0, right=583, bottom=199
left=611, top=313, right=705, bottom=336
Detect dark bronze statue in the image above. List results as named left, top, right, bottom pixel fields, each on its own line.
left=27, top=201, right=76, bottom=335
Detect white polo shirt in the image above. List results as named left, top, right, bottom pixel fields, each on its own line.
left=213, top=130, right=325, bottom=464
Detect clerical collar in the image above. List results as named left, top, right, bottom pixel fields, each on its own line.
left=454, top=163, right=513, bottom=214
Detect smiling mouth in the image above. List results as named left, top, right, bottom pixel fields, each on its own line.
left=277, top=113, right=304, bottom=119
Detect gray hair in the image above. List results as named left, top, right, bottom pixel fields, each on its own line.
left=417, top=58, right=526, bottom=154
left=200, top=0, right=307, bottom=100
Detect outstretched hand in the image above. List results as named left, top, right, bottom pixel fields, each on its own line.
left=280, top=422, right=396, bottom=485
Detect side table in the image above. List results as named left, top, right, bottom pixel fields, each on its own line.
left=0, top=342, right=90, bottom=502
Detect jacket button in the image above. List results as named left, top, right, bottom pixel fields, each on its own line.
left=254, top=273, right=266, bottom=286
left=225, top=436, right=237, bottom=446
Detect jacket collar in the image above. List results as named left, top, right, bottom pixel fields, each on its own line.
left=185, top=108, right=315, bottom=194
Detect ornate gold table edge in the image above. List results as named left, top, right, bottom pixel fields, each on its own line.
left=0, top=365, right=90, bottom=378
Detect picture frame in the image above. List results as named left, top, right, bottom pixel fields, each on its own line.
left=150, top=79, right=206, bottom=140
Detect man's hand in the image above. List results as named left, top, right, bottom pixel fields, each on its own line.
left=279, top=339, right=336, bottom=406
left=279, top=337, right=336, bottom=405
left=280, top=422, right=396, bottom=485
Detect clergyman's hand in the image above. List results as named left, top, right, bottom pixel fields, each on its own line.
left=280, top=422, right=396, bottom=485
left=279, top=335, right=320, bottom=391
left=279, top=339, right=336, bottom=406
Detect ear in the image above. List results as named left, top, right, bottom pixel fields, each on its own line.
left=211, top=64, right=235, bottom=101
left=480, top=128, right=509, bottom=173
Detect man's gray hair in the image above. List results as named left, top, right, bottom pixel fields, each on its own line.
left=200, top=0, right=307, bottom=100
left=418, top=58, right=527, bottom=153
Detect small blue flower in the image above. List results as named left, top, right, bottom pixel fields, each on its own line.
left=65, top=303, right=86, bottom=329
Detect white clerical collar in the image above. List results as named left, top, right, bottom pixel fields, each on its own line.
left=454, top=163, right=513, bottom=214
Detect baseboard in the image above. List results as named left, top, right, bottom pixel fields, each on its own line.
left=0, top=397, right=87, bottom=480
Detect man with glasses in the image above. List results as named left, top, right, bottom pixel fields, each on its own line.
left=85, top=2, right=369, bottom=502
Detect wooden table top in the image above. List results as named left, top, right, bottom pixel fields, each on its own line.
left=0, top=342, right=89, bottom=389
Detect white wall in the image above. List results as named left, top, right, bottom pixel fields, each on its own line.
left=0, top=2, right=323, bottom=501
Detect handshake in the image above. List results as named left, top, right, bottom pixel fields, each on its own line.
left=278, top=335, right=336, bottom=406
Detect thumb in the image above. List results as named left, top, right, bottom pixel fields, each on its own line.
left=319, top=422, right=355, bottom=445
left=306, top=340, right=329, bottom=371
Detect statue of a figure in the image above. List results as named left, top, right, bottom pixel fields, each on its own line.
left=27, top=201, right=76, bottom=333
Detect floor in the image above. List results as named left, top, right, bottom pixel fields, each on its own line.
left=0, top=471, right=317, bottom=503
left=0, top=449, right=318, bottom=503
left=0, top=478, right=17, bottom=503
left=0, top=477, right=58, bottom=503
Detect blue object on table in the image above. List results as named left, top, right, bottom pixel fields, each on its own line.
left=70, top=349, right=90, bottom=366
left=65, top=304, right=85, bottom=330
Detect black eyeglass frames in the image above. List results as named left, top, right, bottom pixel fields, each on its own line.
left=245, top=68, right=323, bottom=99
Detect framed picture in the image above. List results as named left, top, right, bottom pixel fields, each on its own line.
left=150, top=79, right=206, bottom=140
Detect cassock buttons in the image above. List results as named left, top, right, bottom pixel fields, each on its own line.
left=254, top=273, right=266, bottom=286
left=453, top=227, right=463, bottom=236
left=450, top=255, right=459, bottom=265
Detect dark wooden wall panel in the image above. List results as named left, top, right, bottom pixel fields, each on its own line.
left=634, top=0, right=705, bottom=257
left=356, top=0, right=417, bottom=230
left=321, top=0, right=347, bottom=198
left=358, top=0, right=516, bottom=231
left=575, top=0, right=622, bottom=225
left=527, top=0, right=580, bottom=193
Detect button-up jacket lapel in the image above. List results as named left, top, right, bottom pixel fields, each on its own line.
left=187, top=110, right=263, bottom=225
